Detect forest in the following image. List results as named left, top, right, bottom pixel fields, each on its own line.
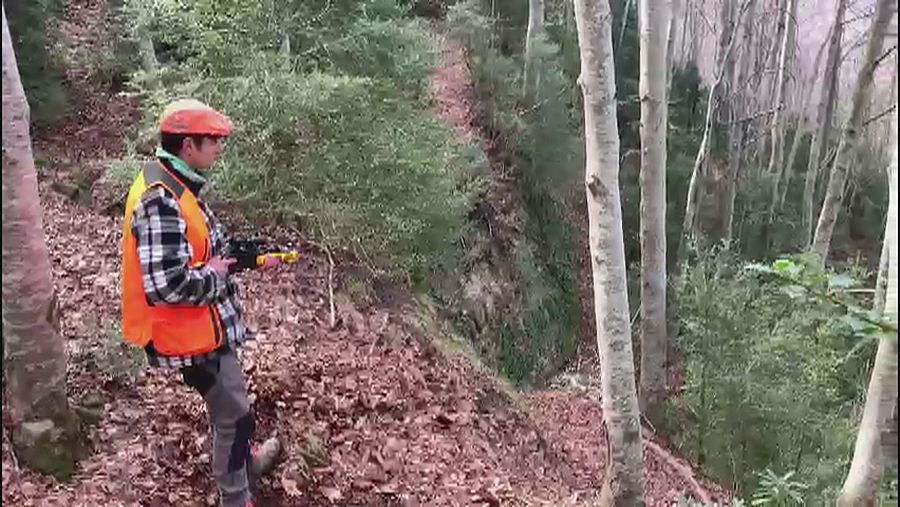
left=1, top=0, right=898, bottom=505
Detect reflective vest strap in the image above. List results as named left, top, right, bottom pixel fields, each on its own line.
left=143, top=161, right=186, bottom=199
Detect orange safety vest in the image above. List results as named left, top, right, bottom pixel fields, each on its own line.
left=120, top=161, right=225, bottom=356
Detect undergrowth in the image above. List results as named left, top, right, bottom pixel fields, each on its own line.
left=107, top=1, right=486, bottom=284
left=670, top=251, right=879, bottom=502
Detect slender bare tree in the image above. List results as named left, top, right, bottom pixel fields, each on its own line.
left=572, top=0, right=645, bottom=503
left=765, top=0, right=796, bottom=212
left=638, top=0, right=669, bottom=426
left=524, top=0, right=545, bottom=102
left=812, top=0, right=893, bottom=260
left=803, top=0, right=846, bottom=246
left=665, top=0, right=680, bottom=89
left=681, top=0, right=748, bottom=257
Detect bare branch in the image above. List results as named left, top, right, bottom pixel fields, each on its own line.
left=725, top=107, right=780, bottom=125
left=873, top=44, right=898, bottom=68
left=841, top=7, right=876, bottom=26
left=862, top=104, right=897, bottom=127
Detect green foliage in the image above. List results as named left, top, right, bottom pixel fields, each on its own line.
left=882, top=466, right=899, bottom=506
left=112, top=1, right=485, bottom=282
left=447, top=0, right=580, bottom=385
left=4, top=0, right=67, bottom=124
left=750, top=469, right=808, bottom=506
left=745, top=254, right=897, bottom=338
left=671, top=251, right=872, bottom=502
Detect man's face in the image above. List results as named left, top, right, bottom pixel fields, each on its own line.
left=182, top=136, right=226, bottom=171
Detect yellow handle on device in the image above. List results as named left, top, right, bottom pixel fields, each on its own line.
left=255, top=251, right=301, bottom=266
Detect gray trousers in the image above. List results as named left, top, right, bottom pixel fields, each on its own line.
left=181, top=348, right=255, bottom=507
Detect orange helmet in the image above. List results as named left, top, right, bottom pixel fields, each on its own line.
left=159, top=99, right=234, bottom=136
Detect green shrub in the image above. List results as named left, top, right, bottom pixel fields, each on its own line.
left=670, top=252, right=873, bottom=502
left=4, top=0, right=66, bottom=124
left=325, top=18, right=437, bottom=97
left=109, top=0, right=487, bottom=283
left=132, top=66, right=482, bottom=281
left=448, top=0, right=580, bottom=385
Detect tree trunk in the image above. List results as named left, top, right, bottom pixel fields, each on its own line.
left=665, top=0, right=679, bottom=90
left=572, top=0, right=644, bottom=503
left=677, top=0, right=691, bottom=70
left=765, top=0, right=795, bottom=212
left=803, top=0, right=845, bottom=246
left=722, top=0, right=756, bottom=247
left=873, top=219, right=889, bottom=317
left=617, top=0, right=634, bottom=54
left=638, top=0, right=669, bottom=426
left=777, top=116, right=803, bottom=209
left=681, top=0, right=746, bottom=259
left=836, top=103, right=898, bottom=506
left=523, top=0, right=545, bottom=102
left=714, top=0, right=736, bottom=134
left=811, top=0, right=893, bottom=261
left=762, top=0, right=786, bottom=107
left=2, top=5, right=81, bottom=479
left=776, top=32, right=831, bottom=211
left=137, top=29, right=158, bottom=74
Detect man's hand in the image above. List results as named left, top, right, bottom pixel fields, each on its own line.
left=207, top=256, right=237, bottom=276
left=258, top=255, right=282, bottom=269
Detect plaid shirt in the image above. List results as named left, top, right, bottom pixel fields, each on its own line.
left=131, top=167, right=252, bottom=368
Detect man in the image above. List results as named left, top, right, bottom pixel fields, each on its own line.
left=120, top=99, right=281, bottom=507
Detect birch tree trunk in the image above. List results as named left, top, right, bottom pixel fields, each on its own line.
left=523, top=0, right=545, bottom=102
left=722, top=0, right=757, bottom=247
left=2, top=5, right=81, bottom=479
left=765, top=0, right=795, bottom=211
left=762, top=0, right=786, bottom=108
left=678, top=0, right=691, bottom=70
left=665, top=0, right=680, bottom=90
left=776, top=33, right=830, bottom=211
left=681, top=0, right=746, bottom=258
left=803, top=0, right=845, bottom=246
left=572, top=0, right=644, bottom=503
left=836, top=103, right=899, bottom=506
left=811, top=0, right=893, bottom=261
left=638, top=0, right=669, bottom=426
left=873, top=221, right=889, bottom=316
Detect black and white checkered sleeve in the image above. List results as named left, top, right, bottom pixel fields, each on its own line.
left=131, top=187, right=227, bottom=306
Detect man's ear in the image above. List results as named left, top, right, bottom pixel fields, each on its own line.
left=181, top=137, right=195, bottom=155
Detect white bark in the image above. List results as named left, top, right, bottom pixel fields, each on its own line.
left=681, top=0, right=747, bottom=254
left=524, top=0, right=545, bottom=102
left=776, top=33, right=831, bottom=211
left=812, top=0, right=893, bottom=261
left=765, top=0, right=795, bottom=212
left=572, top=0, right=644, bottom=503
left=874, top=220, right=889, bottom=316
left=665, top=0, right=680, bottom=90
left=837, top=102, right=898, bottom=506
left=638, top=0, right=669, bottom=424
left=803, top=0, right=845, bottom=246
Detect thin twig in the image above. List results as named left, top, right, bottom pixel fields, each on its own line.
left=863, top=104, right=897, bottom=127
left=873, top=44, right=898, bottom=69
left=325, top=245, right=336, bottom=329
left=3, top=428, right=19, bottom=472
left=724, top=107, right=780, bottom=125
